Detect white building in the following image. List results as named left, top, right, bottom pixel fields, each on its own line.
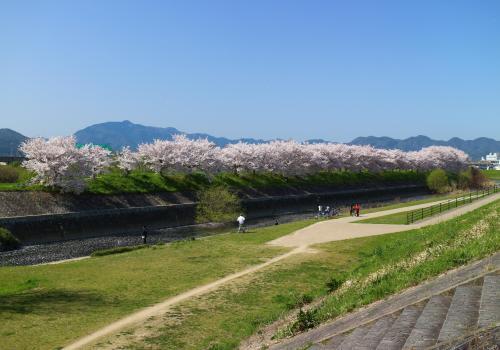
left=484, top=153, right=499, bottom=162
left=479, top=152, right=500, bottom=170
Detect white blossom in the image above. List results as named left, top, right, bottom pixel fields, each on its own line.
left=20, top=136, right=111, bottom=193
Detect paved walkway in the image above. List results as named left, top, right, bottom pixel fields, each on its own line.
left=268, top=193, right=500, bottom=248
left=63, top=193, right=499, bottom=350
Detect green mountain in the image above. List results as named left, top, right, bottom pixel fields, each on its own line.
left=74, top=120, right=265, bottom=150
left=0, top=129, right=28, bottom=157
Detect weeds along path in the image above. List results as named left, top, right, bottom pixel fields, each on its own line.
left=63, top=192, right=499, bottom=350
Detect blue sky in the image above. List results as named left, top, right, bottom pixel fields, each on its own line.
left=1, top=0, right=499, bottom=142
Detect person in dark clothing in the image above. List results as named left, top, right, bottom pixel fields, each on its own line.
left=142, top=225, right=148, bottom=244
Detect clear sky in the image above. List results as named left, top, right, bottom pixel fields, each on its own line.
left=1, top=0, right=499, bottom=142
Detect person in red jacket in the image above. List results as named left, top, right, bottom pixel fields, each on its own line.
left=355, top=203, right=361, bottom=217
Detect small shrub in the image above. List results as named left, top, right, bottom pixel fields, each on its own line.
left=0, top=165, right=20, bottom=183
left=326, top=276, right=345, bottom=293
left=0, top=227, right=21, bottom=251
left=196, top=185, right=242, bottom=223
left=294, top=309, right=319, bottom=332
left=426, top=169, right=450, bottom=193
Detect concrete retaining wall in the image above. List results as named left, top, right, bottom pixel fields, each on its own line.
left=0, top=184, right=427, bottom=244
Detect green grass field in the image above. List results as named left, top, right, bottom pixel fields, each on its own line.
left=483, top=169, right=500, bottom=181
left=1, top=199, right=498, bottom=350
left=0, top=221, right=307, bottom=350
left=115, top=200, right=499, bottom=349
left=357, top=211, right=409, bottom=224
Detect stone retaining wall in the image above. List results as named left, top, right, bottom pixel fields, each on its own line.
left=0, top=184, right=427, bottom=244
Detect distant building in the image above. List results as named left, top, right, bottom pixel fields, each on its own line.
left=476, top=152, right=500, bottom=170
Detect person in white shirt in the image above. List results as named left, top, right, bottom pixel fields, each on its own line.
left=237, top=215, right=246, bottom=233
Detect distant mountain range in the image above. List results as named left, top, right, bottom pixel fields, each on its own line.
left=74, top=120, right=266, bottom=150
left=349, top=135, right=500, bottom=161
left=0, top=128, right=27, bottom=157
left=1, top=120, right=498, bottom=160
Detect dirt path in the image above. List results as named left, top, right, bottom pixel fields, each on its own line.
left=268, top=193, right=500, bottom=247
left=63, top=246, right=310, bottom=350
left=63, top=193, right=499, bottom=350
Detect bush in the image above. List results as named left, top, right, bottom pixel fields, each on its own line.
left=0, top=165, right=20, bottom=183
left=458, top=167, right=489, bottom=189
left=294, top=309, right=319, bottom=332
left=426, top=169, right=450, bottom=193
left=196, top=186, right=242, bottom=223
left=0, top=227, right=21, bottom=251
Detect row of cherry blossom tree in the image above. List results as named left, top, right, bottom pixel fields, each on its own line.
left=20, top=135, right=469, bottom=193
left=20, top=136, right=111, bottom=194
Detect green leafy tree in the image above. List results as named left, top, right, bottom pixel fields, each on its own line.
left=196, top=186, right=242, bottom=223
left=427, top=169, right=450, bottom=193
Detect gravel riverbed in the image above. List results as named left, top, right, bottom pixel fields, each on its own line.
left=0, top=212, right=312, bottom=266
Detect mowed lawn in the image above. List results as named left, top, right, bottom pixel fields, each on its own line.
left=1, top=199, right=498, bottom=350
left=483, top=169, right=500, bottom=181
left=0, top=221, right=310, bottom=350
left=108, top=200, right=499, bottom=350
left=357, top=211, right=409, bottom=224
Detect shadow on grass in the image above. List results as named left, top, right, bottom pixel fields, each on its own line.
left=0, top=289, right=106, bottom=315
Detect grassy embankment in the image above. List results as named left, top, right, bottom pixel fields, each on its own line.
left=0, top=198, right=498, bottom=350
left=0, top=166, right=425, bottom=194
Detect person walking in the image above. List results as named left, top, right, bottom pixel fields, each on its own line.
left=355, top=203, right=361, bottom=217
left=142, top=225, right=148, bottom=244
left=237, top=214, right=246, bottom=233
left=318, top=205, right=323, bottom=217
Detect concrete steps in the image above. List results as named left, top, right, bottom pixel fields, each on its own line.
left=375, top=304, right=424, bottom=350
left=478, top=275, right=500, bottom=328
left=357, top=314, right=398, bottom=350
left=338, top=325, right=371, bottom=350
left=303, top=273, right=499, bottom=350
left=403, top=295, right=452, bottom=349
left=436, top=285, right=482, bottom=343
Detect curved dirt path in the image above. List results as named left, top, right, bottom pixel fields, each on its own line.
left=63, top=193, right=499, bottom=350
left=63, top=246, right=310, bottom=350
left=269, top=192, right=500, bottom=247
